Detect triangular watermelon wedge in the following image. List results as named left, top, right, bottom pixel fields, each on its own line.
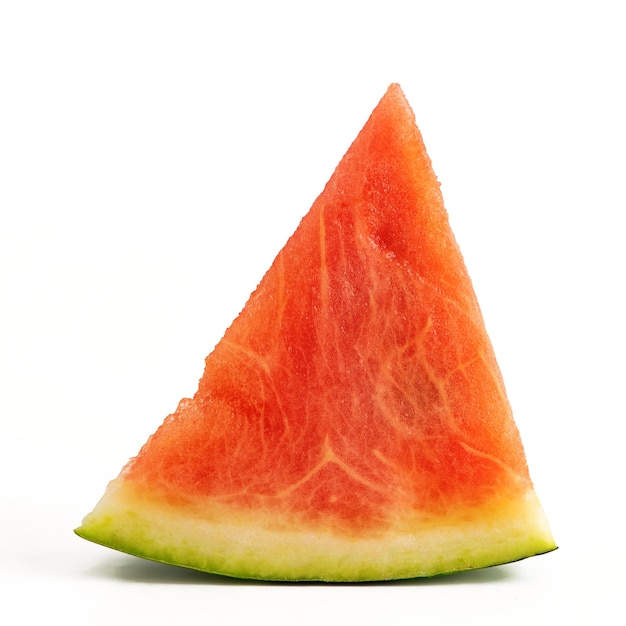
left=76, top=84, right=556, bottom=581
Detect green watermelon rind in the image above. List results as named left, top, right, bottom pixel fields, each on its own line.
left=75, top=479, right=556, bottom=582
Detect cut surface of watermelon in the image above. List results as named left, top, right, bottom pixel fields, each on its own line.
left=76, top=84, right=556, bottom=581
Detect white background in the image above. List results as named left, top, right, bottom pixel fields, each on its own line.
left=1, top=1, right=624, bottom=624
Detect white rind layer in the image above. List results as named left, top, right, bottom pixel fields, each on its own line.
left=76, top=478, right=556, bottom=581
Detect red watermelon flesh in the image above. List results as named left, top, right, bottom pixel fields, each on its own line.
left=75, top=84, right=556, bottom=581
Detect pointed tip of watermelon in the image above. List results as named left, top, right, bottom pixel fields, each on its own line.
left=384, top=82, right=412, bottom=109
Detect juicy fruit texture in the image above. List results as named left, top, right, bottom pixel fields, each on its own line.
left=76, top=84, right=556, bottom=581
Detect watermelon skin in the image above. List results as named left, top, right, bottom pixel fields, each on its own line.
left=76, top=84, right=556, bottom=581
left=77, top=484, right=552, bottom=581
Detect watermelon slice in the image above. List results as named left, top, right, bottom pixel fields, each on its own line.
left=76, top=84, right=556, bottom=581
